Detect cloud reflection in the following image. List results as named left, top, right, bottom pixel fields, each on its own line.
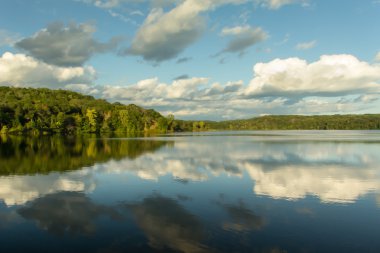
left=1, top=136, right=380, bottom=206
left=97, top=138, right=380, bottom=203
left=0, top=171, right=96, bottom=206
left=246, top=163, right=379, bottom=203
left=220, top=200, right=265, bottom=232
left=128, top=195, right=207, bottom=253
left=18, top=192, right=120, bottom=236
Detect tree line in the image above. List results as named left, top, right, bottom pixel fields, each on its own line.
left=0, top=87, right=173, bottom=135
left=206, top=114, right=380, bottom=130
left=1, top=87, right=379, bottom=135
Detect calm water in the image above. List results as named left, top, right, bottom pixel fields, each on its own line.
left=1, top=131, right=380, bottom=253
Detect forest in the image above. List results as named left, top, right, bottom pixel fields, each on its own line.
left=1, top=86, right=380, bottom=135
left=206, top=114, right=380, bottom=131
left=0, top=87, right=172, bottom=135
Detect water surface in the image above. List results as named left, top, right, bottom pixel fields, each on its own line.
left=1, top=131, right=380, bottom=253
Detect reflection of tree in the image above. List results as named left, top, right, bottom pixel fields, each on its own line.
left=129, top=195, right=207, bottom=253
left=18, top=192, right=120, bottom=236
left=220, top=201, right=265, bottom=232
left=0, top=136, right=170, bottom=176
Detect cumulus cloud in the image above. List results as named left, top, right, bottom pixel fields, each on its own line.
left=99, top=54, right=380, bottom=119
left=15, top=22, right=119, bottom=67
left=101, top=77, right=253, bottom=119
left=124, top=3, right=206, bottom=62
left=256, top=0, right=309, bottom=9
left=64, top=83, right=100, bottom=95
left=218, top=25, right=268, bottom=55
left=0, top=52, right=96, bottom=88
left=103, top=77, right=242, bottom=104
left=296, top=40, right=316, bottom=50
left=125, top=0, right=248, bottom=62
left=102, top=77, right=209, bottom=101
left=245, top=54, right=380, bottom=98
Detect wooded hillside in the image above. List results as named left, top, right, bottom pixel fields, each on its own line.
left=0, top=87, right=170, bottom=134
left=207, top=114, right=380, bottom=130
left=1, top=87, right=379, bottom=134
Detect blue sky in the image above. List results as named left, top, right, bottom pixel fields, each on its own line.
left=1, top=0, right=380, bottom=120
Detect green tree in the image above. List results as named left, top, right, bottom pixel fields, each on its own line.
left=1, top=125, right=8, bottom=134
left=167, top=114, right=174, bottom=131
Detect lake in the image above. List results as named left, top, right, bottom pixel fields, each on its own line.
left=1, top=131, right=380, bottom=253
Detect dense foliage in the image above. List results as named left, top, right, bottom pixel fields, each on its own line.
left=1, top=87, right=379, bottom=134
left=206, top=115, right=380, bottom=130
left=0, top=87, right=169, bottom=134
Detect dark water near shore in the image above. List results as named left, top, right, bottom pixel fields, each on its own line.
left=1, top=131, right=380, bottom=253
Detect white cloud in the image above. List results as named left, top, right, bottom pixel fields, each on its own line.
left=15, top=22, right=119, bottom=67
left=245, top=54, right=380, bottom=98
left=99, top=54, right=380, bottom=119
left=101, top=77, right=251, bottom=119
left=102, top=77, right=209, bottom=101
left=295, top=40, right=316, bottom=50
left=0, top=52, right=96, bottom=88
left=256, top=0, right=309, bottom=9
left=3, top=51, right=373, bottom=120
left=218, top=25, right=268, bottom=55
left=125, top=2, right=206, bottom=62
left=64, top=83, right=100, bottom=95
left=125, top=0, right=248, bottom=62
left=221, top=25, right=253, bottom=36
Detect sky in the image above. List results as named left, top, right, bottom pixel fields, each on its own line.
left=0, top=0, right=380, bottom=120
